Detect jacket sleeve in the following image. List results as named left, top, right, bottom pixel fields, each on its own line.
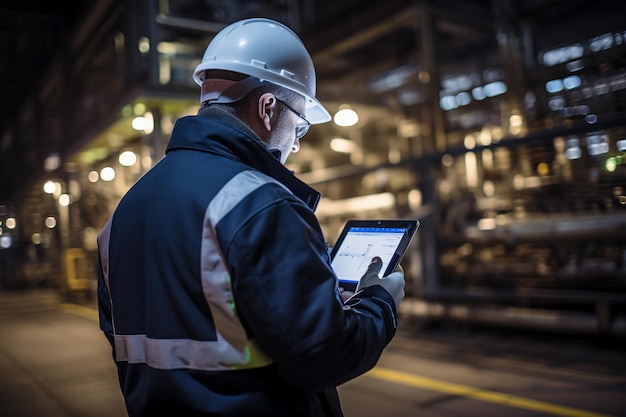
left=223, top=198, right=397, bottom=392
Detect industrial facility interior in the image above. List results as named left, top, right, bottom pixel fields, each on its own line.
left=0, top=0, right=625, bottom=338
left=1, top=2, right=626, bottom=417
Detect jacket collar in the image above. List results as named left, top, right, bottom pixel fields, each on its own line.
left=166, top=109, right=321, bottom=211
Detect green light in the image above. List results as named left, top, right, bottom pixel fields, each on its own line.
left=604, top=157, right=617, bottom=172
left=121, top=105, right=133, bottom=117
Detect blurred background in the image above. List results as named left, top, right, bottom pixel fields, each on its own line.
left=0, top=0, right=625, bottom=337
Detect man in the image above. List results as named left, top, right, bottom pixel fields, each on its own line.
left=97, top=18, right=405, bottom=417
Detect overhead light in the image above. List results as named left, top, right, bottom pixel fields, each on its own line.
left=586, top=132, right=609, bottom=156
left=5, top=217, right=16, bottom=229
left=43, top=180, right=56, bottom=194
left=330, top=138, right=358, bottom=153
left=138, top=37, right=150, bottom=54
left=132, top=112, right=154, bottom=134
left=0, top=235, right=12, bottom=249
left=565, top=136, right=583, bottom=161
left=132, top=117, right=148, bottom=131
left=546, top=79, right=564, bottom=93
left=604, top=157, right=617, bottom=173
left=315, top=193, right=395, bottom=217
left=44, top=153, right=61, bottom=172
left=100, top=167, right=116, bottom=181
left=478, top=218, right=496, bottom=231
left=45, top=216, right=57, bottom=229
left=483, top=81, right=507, bottom=97
left=333, top=105, right=358, bottom=127
left=565, top=147, right=582, bottom=160
left=58, top=194, right=71, bottom=207
left=510, top=114, right=523, bottom=127
left=119, top=150, right=138, bottom=167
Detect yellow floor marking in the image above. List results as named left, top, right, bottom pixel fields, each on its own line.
left=367, top=367, right=615, bottom=417
left=63, top=303, right=614, bottom=417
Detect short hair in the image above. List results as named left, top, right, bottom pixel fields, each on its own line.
left=199, top=70, right=303, bottom=116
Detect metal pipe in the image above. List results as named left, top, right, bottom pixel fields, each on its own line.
left=400, top=298, right=626, bottom=337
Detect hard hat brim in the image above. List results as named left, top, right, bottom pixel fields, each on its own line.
left=305, top=98, right=331, bottom=125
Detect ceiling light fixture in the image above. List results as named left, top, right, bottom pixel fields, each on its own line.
left=333, top=105, right=359, bottom=127
left=330, top=137, right=358, bottom=153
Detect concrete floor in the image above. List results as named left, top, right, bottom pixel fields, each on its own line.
left=1, top=289, right=624, bottom=417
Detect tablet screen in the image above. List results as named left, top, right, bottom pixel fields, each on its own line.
left=330, top=220, right=419, bottom=289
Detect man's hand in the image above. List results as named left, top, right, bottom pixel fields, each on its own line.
left=339, top=288, right=354, bottom=302
left=356, top=257, right=405, bottom=309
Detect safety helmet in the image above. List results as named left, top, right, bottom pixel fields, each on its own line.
left=193, top=18, right=331, bottom=124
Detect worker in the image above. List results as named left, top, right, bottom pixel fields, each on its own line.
left=97, top=17, right=405, bottom=417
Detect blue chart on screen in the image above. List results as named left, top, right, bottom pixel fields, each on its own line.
left=332, top=227, right=407, bottom=283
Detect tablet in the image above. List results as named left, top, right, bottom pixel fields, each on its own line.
left=330, top=219, right=420, bottom=292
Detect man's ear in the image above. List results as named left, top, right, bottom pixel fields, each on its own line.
left=258, top=92, right=277, bottom=132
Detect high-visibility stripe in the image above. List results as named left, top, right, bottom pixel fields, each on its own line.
left=199, top=170, right=285, bottom=369
left=109, top=170, right=286, bottom=371
left=114, top=334, right=270, bottom=371
left=206, top=170, right=289, bottom=226
left=98, top=218, right=112, bottom=290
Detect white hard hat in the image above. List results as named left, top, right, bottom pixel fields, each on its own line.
left=193, top=18, right=331, bottom=124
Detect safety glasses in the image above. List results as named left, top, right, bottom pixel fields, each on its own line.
left=276, top=99, right=311, bottom=139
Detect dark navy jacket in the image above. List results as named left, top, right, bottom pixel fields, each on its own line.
left=97, top=108, right=398, bottom=416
